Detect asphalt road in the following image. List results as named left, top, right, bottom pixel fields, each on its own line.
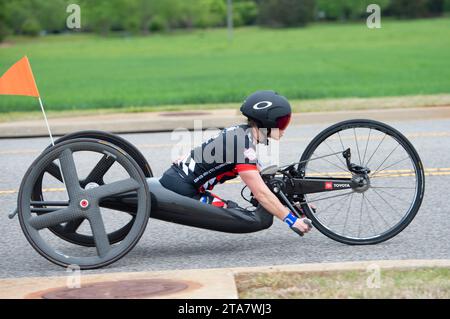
left=0, top=118, right=449, bottom=279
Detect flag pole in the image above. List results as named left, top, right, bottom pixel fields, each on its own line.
left=30, top=58, right=65, bottom=185
left=37, top=96, right=67, bottom=187
left=37, top=96, right=55, bottom=146
left=38, top=96, right=67, bottom=188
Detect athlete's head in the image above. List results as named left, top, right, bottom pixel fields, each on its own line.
left=240, top=90, right=292, bottom=142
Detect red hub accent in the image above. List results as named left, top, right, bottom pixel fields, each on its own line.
left=79, top=199, right=89, bottom=209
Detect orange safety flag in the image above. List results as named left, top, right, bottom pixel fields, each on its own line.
left=0, top=56, right=40, bottom=97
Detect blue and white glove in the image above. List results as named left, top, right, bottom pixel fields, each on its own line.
left=283, top=212, right=312, bottom=237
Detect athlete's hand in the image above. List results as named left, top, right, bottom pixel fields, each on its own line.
left=292, top=218, right=313, bottom=236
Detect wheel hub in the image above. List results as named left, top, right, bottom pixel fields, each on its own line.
left=85, top=182, right=99, bottom=190
left=352, top=175, right=370, bottom=193
left=79, top=199, right=90, bottom=209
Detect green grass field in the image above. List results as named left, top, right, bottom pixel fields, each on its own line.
left=236, top=267, right=450, bottom=298
left=0, top=18, right=449, bottom=113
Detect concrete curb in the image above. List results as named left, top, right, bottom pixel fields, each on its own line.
left=1, top=259, right=449, bottom=299
left=1, top=106, right=450, bottom=138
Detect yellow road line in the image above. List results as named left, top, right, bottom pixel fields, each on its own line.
left=1, top=168, right=449, bottom=196
left=0, top=190, right=16, bottom=195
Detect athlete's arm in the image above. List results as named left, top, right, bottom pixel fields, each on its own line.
left=239, top=169, right=311, bottom=233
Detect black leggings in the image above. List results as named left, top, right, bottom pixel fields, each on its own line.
left=160, top=166, right=227, bottom=206
left=158, top=167, right=274, bottom=231
left=160, top=166, right=199, bottom=197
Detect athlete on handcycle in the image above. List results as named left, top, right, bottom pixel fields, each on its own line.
left=160, top=90, right=313, bottom=236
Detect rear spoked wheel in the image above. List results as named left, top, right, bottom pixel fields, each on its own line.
left=298, top=119, right=425, bottom=245
left=18, top=139, right=150, bottom=269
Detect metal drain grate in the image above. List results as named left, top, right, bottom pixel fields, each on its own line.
left=40, top=279, right=189, bottom=299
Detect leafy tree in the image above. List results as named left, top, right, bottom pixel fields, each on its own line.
left=0, top=0, right=9, bottom=42
left=169, top=0, right=226, bottom=29
left=80, top=0, right=123, bottom=34
left=258, top=0, right=316, bottom=27
left=389, top=0, right=430, bottom=18
left=3, top=0, right=35, bottom=34
left=194, top=0, right=227, bottom=27
left=427, top=0, right=445, bottom=16
left=33, top=0, right=68, bottom=33
left=234, top=0, right=259, bottom=26
left=2, top=0, right=68, bottom=36
left=316, top=0, right=390, bottom=20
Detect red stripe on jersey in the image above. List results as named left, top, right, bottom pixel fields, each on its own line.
left=235, top=164, right=258, bottom=173
left=216, top=170, right=238, bottom=183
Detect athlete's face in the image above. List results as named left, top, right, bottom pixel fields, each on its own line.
left=270, top=128, right=285, bottom=140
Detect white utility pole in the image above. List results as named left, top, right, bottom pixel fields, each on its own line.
left=227, top=0, right=233, bottom=41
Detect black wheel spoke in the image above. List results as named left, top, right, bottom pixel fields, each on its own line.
left=85, top=155, right=116, bottom=185
left=306, top=190, right=355, bottom=204
left=362, top=128, right=372, bottom=166
left=338, top=132, right=346, bottom=152
left=316, top=192, right=352, bottom=216
left=358, top=194, right=364, bottom=237
left=362, top=194, right=378, bottom=236
left=28, top=207, right=84, bottom=230
left=370, top=156, right=411, bottom=178
left=342, top=193, right=354, bottom=236
left=365, top=133, right=387, bottom=167
left=45, top=162, right=63, bottom=182
left=370, top=188, right=404, bottom=220
left=312, top=152, right=348, bottom=173
left=59, top=149, right=81, bottom=198
left=324, top=140, right=348, bottom=172
left=364, top=194, right=392, bottom=229
left=370, top=143, right=401, bottom=178
left=90, top=178, right=140, bottom=199
left=375, top=188, right=412, bottom=204
left=63, top=218, right=85, bottom=233
left=304, top=166, right=336, bottom=178
left=88, top=208, right=111, bottom=257
left=354, top=128, right=362, bottom=166
left=327, top=193, right=353, bottom=225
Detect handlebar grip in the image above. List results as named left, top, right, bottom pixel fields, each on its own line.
left=291, top=227, right=304, bottom=237
left=303, top=218, right=313, bottom=229
left=291, top=218, right=313, bottom=237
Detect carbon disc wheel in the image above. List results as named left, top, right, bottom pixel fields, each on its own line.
left=32, top=131, right=153, bottom=247
left=298, top=119, right=425, bottom=245
left=18, top=139, right=151, bottom=269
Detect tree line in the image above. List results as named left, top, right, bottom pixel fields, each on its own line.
left=1, top=0, right=449, bottom=41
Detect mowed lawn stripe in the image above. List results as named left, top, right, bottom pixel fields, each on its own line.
left=0, top=18, right=449, bottom=112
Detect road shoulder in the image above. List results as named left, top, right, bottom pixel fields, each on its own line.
left=1, top=105, right=450, bottom=139
left=1, top=259, right=448, bottom=299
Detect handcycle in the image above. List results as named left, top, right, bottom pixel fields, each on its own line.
left=10, top=119, right=425, bottom=269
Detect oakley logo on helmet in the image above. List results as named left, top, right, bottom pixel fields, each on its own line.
left=252, top=101, right=273, bottom=110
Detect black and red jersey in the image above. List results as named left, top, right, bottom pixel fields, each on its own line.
left=172, top=124, right=259, bottom=192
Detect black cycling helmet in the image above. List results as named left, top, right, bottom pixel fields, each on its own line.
left=240, top=90, right=292, bottom=130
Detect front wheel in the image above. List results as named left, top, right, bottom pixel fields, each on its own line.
left=298, top=119, right=425, bottom=245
